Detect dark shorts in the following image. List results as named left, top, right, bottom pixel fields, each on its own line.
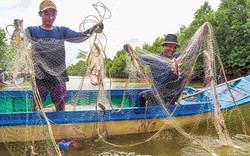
left=35, top=83, right=66, bottom=105
left=139, top=88, right=180, bottom=106
left=139, top=89, right=159, bottom=106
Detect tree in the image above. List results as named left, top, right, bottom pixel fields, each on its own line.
left=141, top=2, right=215, bottom=54
left=66, top=60, right=87, bottom=76
left=66, top=49, right=89, bottom=76
left=0, top=28, right=8, bottom=69
left=105, top=57, right=112, bottom=76
left=212, top=0, right=250, bottom=72
left=76, top=49, right=88, bottom=61
left=142, top=37, right=164, bottom=54
left=177, top=1, right=214, bottom=46
left=110, top=50, right=128, bottom=74
left=0, top=28, right=7, bottom=47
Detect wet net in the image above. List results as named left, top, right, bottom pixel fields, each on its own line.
left=0, top=2, right=250, bottom=156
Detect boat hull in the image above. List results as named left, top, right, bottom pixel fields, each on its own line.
left=0, top=112, right=210, bottom=142
left=0, top=75, right=249, bottom=143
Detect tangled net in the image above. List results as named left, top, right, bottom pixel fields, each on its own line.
left=0, top=2, right=250, bottom=156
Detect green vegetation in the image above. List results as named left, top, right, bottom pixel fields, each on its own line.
left=109, top=50, right=128, bottom=74
left=0, top=28, right=12, bottom=70
left=0, top=0, right=249, bottom=78
left=0, top=28, right=7, bottom=47
left=211, top=0, right=250, bottom=73
left=101, top=0, right=249, bottom=78
left=67, top=50, right=88, bottom=76
left=67, top=60, right=87, bottom=76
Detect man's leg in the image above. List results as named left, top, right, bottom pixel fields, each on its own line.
left=139, top=91, right=146, bottom=107
left=50, top=83, right=66, bottom=111
left=139, top=89, right=154, bottom=107
left=33, top=85, right=49, bottom=111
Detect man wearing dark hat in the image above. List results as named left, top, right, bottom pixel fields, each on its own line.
left=138, top=34, right=185, bottom=106
left=26, top=0, right=104, bottom=111
left=159, top=34, right=181, bottom=59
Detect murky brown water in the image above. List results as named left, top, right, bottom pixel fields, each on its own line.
left=2, top=116, right=250, bottom=156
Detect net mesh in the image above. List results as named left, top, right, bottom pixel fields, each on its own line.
left=0, top=3, right=250, bottom=156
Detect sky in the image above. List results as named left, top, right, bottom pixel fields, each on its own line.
left=0, top=0, right=221, bottom=65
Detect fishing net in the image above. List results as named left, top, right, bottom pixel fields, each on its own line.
left=120, top=22, right=250, bottom=155
left=0, top=2, right=250, bottom=156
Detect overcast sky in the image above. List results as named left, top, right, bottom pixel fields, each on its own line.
left=0, top=0, right=221, bottom=65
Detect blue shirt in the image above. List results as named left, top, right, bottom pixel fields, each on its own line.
left=139, top=51, right=185, bottom=103
left=140, top=52, right=182, bottom=86
left=26, top=26, right=90, bottom=86
left=27, top=26, right=90, bottom=41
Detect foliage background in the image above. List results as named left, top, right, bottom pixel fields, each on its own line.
left=0, top=0, right=249, bottom=79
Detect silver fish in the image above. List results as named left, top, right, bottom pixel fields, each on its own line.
left=123, top=44, right=141, bottom=72
left=93, top=42, right=101, bottom=55
left=172, top=58, right=179, bottom=76
left=203, top=50, right=212, bottom=62
left=98, top=103, right=106, bottom=116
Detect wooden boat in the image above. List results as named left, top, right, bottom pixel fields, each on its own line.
left=0, top=75, right=249, bottom=143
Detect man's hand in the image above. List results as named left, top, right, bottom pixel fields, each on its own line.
left=91, top=23, right=104, bottom=34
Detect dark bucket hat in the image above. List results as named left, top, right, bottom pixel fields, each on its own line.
left=161, top=34, right=180, bottom=47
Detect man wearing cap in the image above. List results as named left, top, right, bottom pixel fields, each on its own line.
left=138, top=34, right=185, bottom=106
left=26, top=0, right=104, bottom=111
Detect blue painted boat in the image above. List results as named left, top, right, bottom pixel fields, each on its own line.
left=0, top=75, right=249, bottom=142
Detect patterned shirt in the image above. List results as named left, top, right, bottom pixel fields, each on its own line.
left=26, top=26, right=91, bottom=86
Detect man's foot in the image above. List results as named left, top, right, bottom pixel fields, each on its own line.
left=55, top=103, right=65, bottom=111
